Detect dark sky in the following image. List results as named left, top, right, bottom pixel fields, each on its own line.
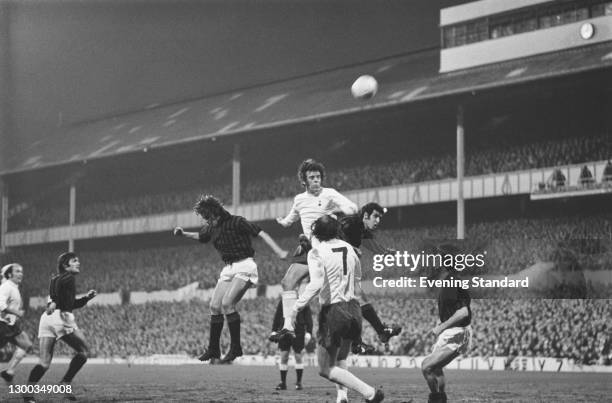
left=1, top=0, right=470, bottom=155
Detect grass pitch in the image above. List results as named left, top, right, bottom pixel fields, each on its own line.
left=2, top=363, right=610, bottom=402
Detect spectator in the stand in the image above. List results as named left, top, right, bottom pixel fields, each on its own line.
left=14, top=297, right=612, bottom=363
left=548, top=166, right=566, bottom=189
left=579, top=165, right=594, bottom=187
left=7, top=135, right=612, bottom=230
left=603, top=160, right=612, bottom=183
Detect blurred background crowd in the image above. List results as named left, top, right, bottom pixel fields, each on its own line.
left=2, top=213, right=611, bottom=297
left=2, top=297, right=609, bottom=366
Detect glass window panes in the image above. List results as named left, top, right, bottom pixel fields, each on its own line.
left=441, top=0, right=611, bottom=49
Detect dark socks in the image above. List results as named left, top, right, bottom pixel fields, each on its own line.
left=428, top=392, right=447, bottom=403
left=226, top=312, right=241, bottom=349
left=61, top=352, right=87, bottom=383
left=209, top=314, right=225, bottom=352
left=280, top=370, right=287, bottom=384
left=28, top=364, right=47, bottom=383
left=296, top=368, right=303, bottom=383
left=361, top=303, right=386, bottom=335
left=272, top=300, right=284, bottom=331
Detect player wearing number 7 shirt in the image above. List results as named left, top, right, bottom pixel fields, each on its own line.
left=290, top=216, right=384, bottom=403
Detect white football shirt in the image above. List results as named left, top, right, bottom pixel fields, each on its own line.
left=278, top=187, right=357, bottom=237
left=294, top=238, right=361, bottom=310
left=0, top=280, right=22, bottom=326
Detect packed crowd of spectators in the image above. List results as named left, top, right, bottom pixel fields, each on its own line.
left=367, top=298, right=611, bottom=365
left=4, top=297, right=609, bottom=366
left=2, top=214, right=611, bottom=297
left=7, top=134, right=611, bottom=231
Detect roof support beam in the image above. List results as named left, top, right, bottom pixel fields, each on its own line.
left=456, top=104, right=465, bottom=240
left=232, top=143, right=241, bottom=208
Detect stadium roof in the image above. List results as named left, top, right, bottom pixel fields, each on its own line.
left=4, top=41, right=612, bottom=175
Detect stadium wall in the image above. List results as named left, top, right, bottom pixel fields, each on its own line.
left=19, top=355, right=612, bottom=373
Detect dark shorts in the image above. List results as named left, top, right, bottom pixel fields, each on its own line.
left=290, top=243, right=309, bottom=265
left=279, top=329, right=305, bottom=353
left=317, top=299, right=362, bottom=349
left=0, top=321, right=23, bottom=344
left=289, top=235, right=312, bottom=265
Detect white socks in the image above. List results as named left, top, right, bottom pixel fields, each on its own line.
left=6, top=347, right=26, bottom=373
left=282, top=290, right=297, bottom=331
left=328, top=366, right=375, bottom=400
left=336, top=359, right=349, bottom=402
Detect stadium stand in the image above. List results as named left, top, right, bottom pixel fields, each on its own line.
left=2, top=214, right=610, bottom=297
left=6, top=134, right=612, bottom=231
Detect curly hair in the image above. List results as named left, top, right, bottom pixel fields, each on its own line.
left=297, top=158, right=326, bottom=186
left=193, top=194, right=230, bottom=220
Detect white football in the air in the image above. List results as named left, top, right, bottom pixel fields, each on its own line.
left=351, top=75, right=378, bottom=100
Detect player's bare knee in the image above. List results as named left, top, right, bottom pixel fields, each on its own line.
left=280, top=274, right=294, bottom=290
left=221, top=299, right=236, bottom=314
left=281, top=264, right=306, bottom=290
left=318, top=368, right=331, bottom=379
left=422, top=359, right=436, bottom=375
left=16, top=339, right=32, bottom=354
left=209, top=301, right=223, bottom=315
left=14, top=347, right=27, bottom=358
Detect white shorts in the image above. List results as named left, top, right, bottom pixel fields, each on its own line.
left=38, top=311, right=78, bottom=340
left=432, top=325, right=472, bottom=354
left=219, top=258, right=258, bottom=286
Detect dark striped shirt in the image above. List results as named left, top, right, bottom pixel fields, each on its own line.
left=49, top=272, right=89, bottom=312
left=199, top=215, right=262, bottom=264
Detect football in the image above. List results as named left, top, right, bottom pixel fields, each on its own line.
left=351, top=75, right=378, bottom=100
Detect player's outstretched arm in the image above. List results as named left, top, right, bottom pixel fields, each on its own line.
left=258, top=231, right=289, bottom=259
left=74, top=289, right=98, bottom=309
left=329, top=190, right=358, bottom=215
left=353, top=254, right=364, bottom=299
left=276, top=201, right=299, bottom=228
left=292, top=251, right=324, bottom=322
left=172, top=226, right=201, bottom=241
left=0, top=306, right=25, bottom=318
